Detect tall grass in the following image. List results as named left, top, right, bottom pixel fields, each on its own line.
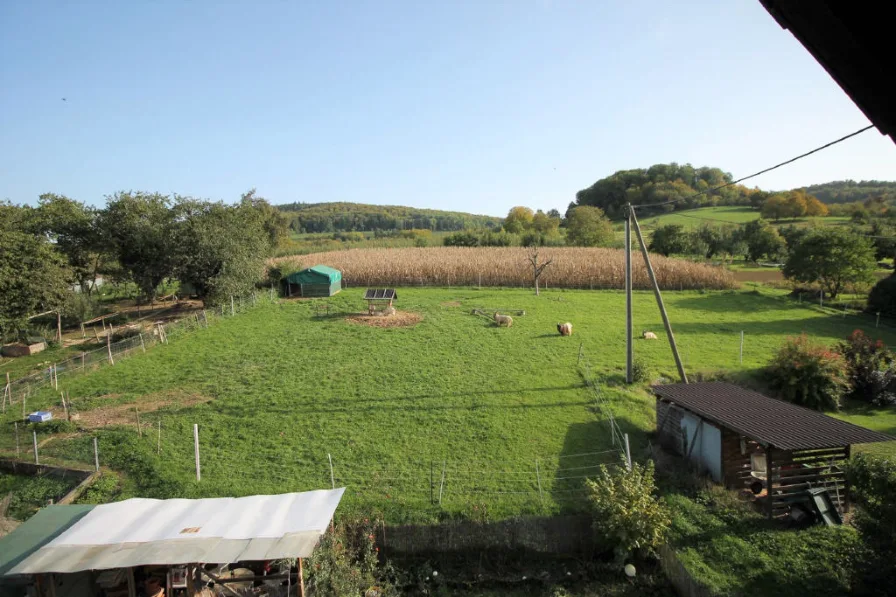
left=271, top=247, right=736, bottom=290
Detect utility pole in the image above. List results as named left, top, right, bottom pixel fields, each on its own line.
left=630, top=208, right=688, bottom=384
left=624, top=205, right=633, bottom=384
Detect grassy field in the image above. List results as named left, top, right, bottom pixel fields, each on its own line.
left=639, top=205, right=851, bottom=229
left=3, top=287, right=895, bottom=524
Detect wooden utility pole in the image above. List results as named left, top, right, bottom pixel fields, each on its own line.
left=630, top=208, right=688, bottom=384
left=624, top=206, right=633, bottom=384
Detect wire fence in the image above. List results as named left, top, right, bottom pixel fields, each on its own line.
left=1, top=291, right=275, bottom=411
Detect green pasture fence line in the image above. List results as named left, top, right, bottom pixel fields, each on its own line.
left=1, top=292, right=274, bottom=409
left=577, top=351, right=629, bottom=462
left=770, top=289, right=896, bottom=347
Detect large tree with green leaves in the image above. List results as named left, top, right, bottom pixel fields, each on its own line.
left=648, top=224, right=690, bottom=256
left=100, top=192, right=177, bottom=301
left=783, top=228, right=877, bottom=299
left=565, top=206, right=614, bottom=247
left=33, top=194, right=103, bottom=294
left=0, top=223, right=72, bottom=341
left=736, top=219, right=785, bottom=263
left=173, top=199, right=271, bottom=304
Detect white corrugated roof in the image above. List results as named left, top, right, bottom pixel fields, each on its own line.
left=7, top=489, right=345, bottom=575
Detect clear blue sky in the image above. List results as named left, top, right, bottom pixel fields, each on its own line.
left=2, top=0, right=895, bottom=216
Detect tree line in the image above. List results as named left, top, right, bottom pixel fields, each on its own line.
left=443, top=206, right=616, bottom=248
left=0, top=190, right=287, bottom=341
left=278, top=201, right=502, bottom=233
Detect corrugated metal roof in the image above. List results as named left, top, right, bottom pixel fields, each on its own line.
left=6, top=489, right=344, bottom=575
left=0, top=505, right=95, bottom=577
left=653, top=382, right=894, bottom=451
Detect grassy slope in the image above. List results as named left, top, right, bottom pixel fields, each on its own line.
left=639, top=206, right=850, bottom=229
left=3, top=288, right=895, bottom=524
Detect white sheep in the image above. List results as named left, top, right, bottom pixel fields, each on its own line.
left=642, top=330, right=658, bottom=340
left=557, top=322, right=573, bottom=336
left=494, top=312, right=513, bottom=327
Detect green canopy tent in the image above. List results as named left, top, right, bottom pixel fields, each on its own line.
left=284, top=265, right=342, bottom=298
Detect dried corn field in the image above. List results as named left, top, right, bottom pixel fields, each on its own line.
left=271, top=247, right=736, bottom=290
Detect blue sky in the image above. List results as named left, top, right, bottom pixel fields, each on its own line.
left=2, top=0, right=895, bottom=216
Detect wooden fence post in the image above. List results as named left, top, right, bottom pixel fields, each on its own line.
left=107, top=334, right=114, bottom=365
left=94, top=437, right=99, bottom=472
left=194, top=424, right=201, bottom=481
left=139, top=333, right=146, bottom=353
left=328, top=453, right=335, bottom=489
left=33, top=431, right=39, bottom=465
left=15, top=422, right=20, bottom=459
left=624, top=434, right=632, bottom=472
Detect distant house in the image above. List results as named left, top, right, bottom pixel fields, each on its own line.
left=653, top=382, right=894, bottom=519
left=284, top=265, right=342, bottom=297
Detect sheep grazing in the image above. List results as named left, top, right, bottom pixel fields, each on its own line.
left=557, top=322, right=573, bottom=336
left=642, top=331, right=658, bottom=340
left=494, top=312, right=513, bottom=327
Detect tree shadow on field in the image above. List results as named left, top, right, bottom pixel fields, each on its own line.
left=671, top=317, right=892, bottom=339
left=669, top=293, right=803, bottom=314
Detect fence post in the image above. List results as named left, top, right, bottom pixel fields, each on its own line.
left=157, top=420, right=161, bottom=455
left=438, top=461, right=446, bottom=505
left=53, top=364, right=58, bottom=390
left=33, top=431, right=39, bottom=465
left=94, top=437, right=99, bottom=472
left=876, top=312, right=881, bottom=328
left=430, top=461, right=434, bottom=504
left=328, top=453, right=335, bottom=489
left=230, top=296, right=235, bottom=316
left=194, top=424, right=201, bottom=481
left=135, top=408, right=141, bottom=436
left=624, top=434, right=632, bottom=472
left=535, top=459, right=544, bottom=507
left=62, top=392, right=68, bottom=420
left=140, top=333, right=146, bottom=353
left=15, top=422, right=20, bottom=459
left=739, top=331, right=744, bottom=365
left=107, top=334, right=115, bottom=365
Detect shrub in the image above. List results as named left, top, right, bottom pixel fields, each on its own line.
left=766, top=334, right=848, bottom=410
left=586, top=459, right=671, bottom=560
left=631, top=358, right=651, bottom=383
left=306, top=517, right=398, bottom=597
left=838, top=330, right=895, bottom=404
left=868, top=272, right=896, bottom=320
left=846, top=454, right=896, bottom=594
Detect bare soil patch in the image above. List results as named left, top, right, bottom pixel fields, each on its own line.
left=345, top=311, right=423, bottom=328
left=441, top=301, right=462, bottom=307
left=69, top=389, right=213, bottom=429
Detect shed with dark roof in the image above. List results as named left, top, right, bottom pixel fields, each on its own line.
left=653, top=382, right=894, bottom=519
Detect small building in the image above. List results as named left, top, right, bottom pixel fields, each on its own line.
left=284, top=265, right=342, bottom=298
left=363, top=289, right=397, bottom=315
left=654, top=382, right=894, bottom=519
left=2, top=489, right=345, bottom=597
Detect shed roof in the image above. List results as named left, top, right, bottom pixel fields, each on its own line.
left=6, top=489, right=344, bottom=575
left=364, top=289, right=397, bottom=300
left=286, top=265, right=341, bottom=284
left=0, top=505, right=95, bottom=577
left=653, top=382, right=894, bottom=451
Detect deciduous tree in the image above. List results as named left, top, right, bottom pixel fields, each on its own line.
left=783, top=228, right=876, bottom=299
left=565, top=206, right=613, bottom=247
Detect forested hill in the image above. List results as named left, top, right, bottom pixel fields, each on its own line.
left=573, top=163, right=896, bottom=218
left=574, top=163, right=760, bottom=218
left=277, top=201, right=503, bottom=233
left=800, top=180, right=896, bottom=204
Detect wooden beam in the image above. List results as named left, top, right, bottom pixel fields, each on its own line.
left=766, top=447, right=774, bottom=520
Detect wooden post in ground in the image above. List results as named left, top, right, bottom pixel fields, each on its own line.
left=139, top=333, right=146, bottom=353
left=61, top=392, right=68, bottom=420
left=33, top=431, right=39, bottom=465
left=230, top=296, right=235, bottom=316
left=94, top=327, right=100, bottom=342
left=15, top=422, right=20, bottom=459
left=157, top=420, right=161, bottom=455
left=624, top=433, right=632, bottom=472
left=630, top=209, right=688, bottom=384
left=298, top=558, right=305, bottom=597
left=56, top=311, right=62, bottom=343
left=194, top=424, right=201, bottom=481
left=438, top=461, right=446, bottom=505
left=625, top=208, right=633, bottom=383
left=106, top=334, right=114, bottom=365
left=94, top=437, right=99, bottom=471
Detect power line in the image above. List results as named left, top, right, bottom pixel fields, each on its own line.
left=633, top=125, right=875, bottom=210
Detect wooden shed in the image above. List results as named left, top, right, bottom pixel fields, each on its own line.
left=654, top=382, right=894, bottom=519
left=284, top=265, right=342, bottom=298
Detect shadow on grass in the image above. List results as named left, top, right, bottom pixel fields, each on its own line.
left=668, top=292, right=800, bottom=313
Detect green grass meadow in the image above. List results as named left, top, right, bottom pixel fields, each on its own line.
left=639, top=205, right=850, bottom=229
left=2, top=287, right=895, bottom=523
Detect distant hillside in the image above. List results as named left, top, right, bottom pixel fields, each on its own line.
left=277, top=201, right=502, bottom=233
left=799, top=180, right=896, bottom=204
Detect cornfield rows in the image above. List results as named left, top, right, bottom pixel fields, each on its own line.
left=271, top=247, right=737, bottom=290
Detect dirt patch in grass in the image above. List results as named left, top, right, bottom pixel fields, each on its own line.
left=441, top=301, right=462, bottom=307
left=72, top=390, right=213, bottom=429
left=345, top=312, right=423, bottom=328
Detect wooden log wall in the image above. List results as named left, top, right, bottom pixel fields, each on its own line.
left=768, top=445, right=850, bottom=518
left=721, top=429, right=764, bottom=490
left=656, top=399, right=684, bottom=455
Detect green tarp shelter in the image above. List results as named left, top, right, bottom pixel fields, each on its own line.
left=0, top=505, right=95, bottom=578
left=285, top=265, right=342, bottom=297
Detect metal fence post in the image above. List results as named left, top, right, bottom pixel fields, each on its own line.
left=33, top=431, right=39, bottom=465
left=624, top=434, right=632, bottom=472
left=94, top=437, right=99, bottom=472
left=328, top=453, right=335, bottom=489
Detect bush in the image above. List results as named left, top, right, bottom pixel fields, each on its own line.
left=846, top=454, right=896, bottom=594
left=631, top=358, right=651, bottom=383
left=766, top=334, right=848, bottom=410
left=306, top=517, right=398, bottom=597
left=868, top=272, right=896, bottom=320
left=586, top=459, right=671, bottom=560
left=838, top=330, right=895, bottom=404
